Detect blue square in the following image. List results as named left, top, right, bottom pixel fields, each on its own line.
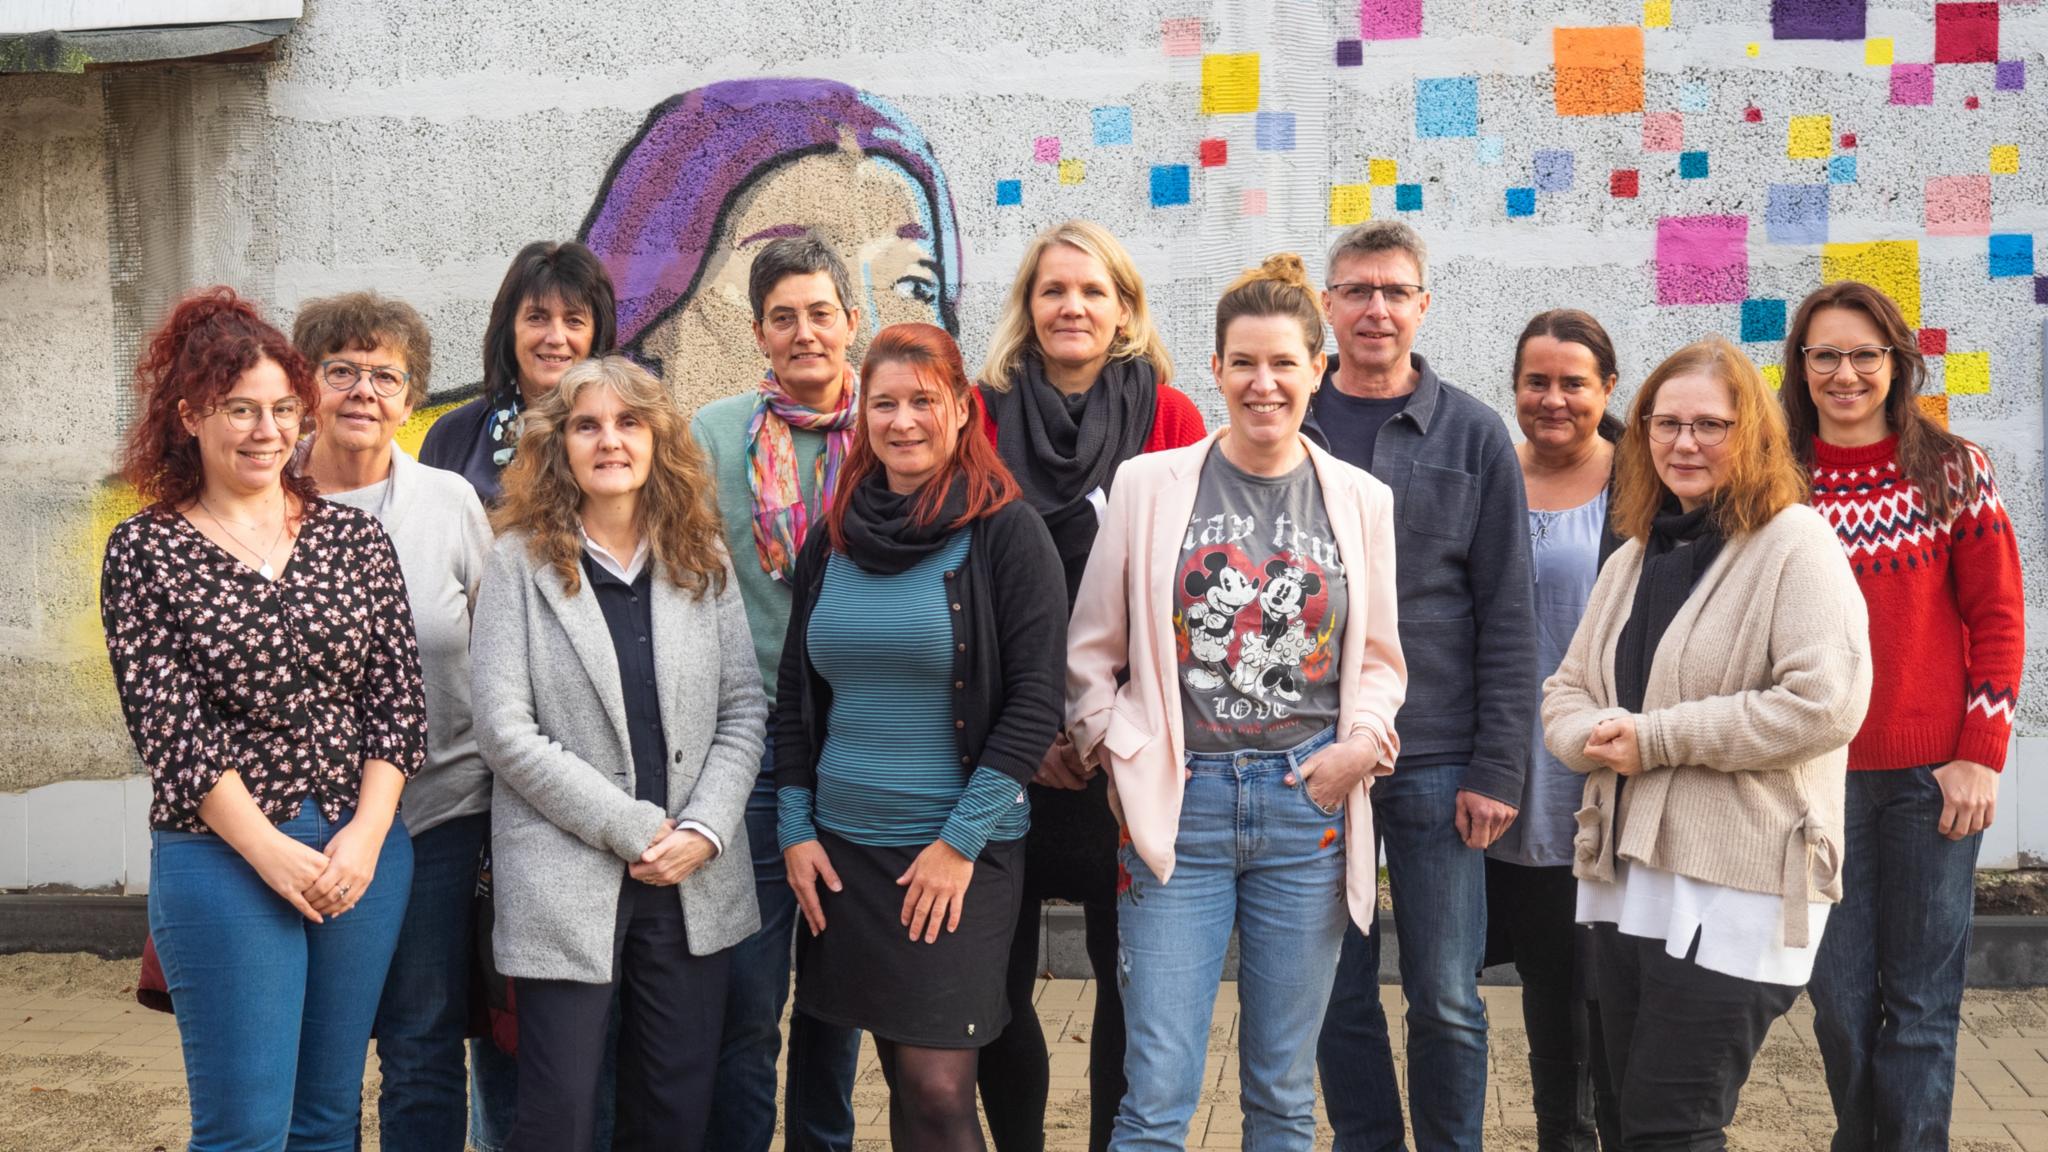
left=1741, top=299, right=1788, bottom=343
left=1989, top=233, right=2035, bottom=278
left=1415, top=77, right=1480, bottom=138
left=1679, top=81, right=1712, bottom=112
left=1091, top=106, right=1133, bottom=147
left=1828, top=154, right=1858, bottom=184
left=1255, top=111, right=1296, bottom=151
left=1533, top=149, right=1575, bottom=192
left=1149, top=164, right=1191, bottom=208
left=1396, top=183, right=1423, bottom=211
left=995, top=179, right=1022, bottom=207
left=1476, top=136, right=1504, bottom=165
left=1679, top=150, right=1709, bottom=179
left=1765, top=183, right=1829, bottom=245
left=1505, top=187, right=1536, bottom=217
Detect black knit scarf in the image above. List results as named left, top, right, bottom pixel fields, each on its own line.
left=1614, top=498, right=1727, bottom=714
left=838, top=468, right=973, bottom=575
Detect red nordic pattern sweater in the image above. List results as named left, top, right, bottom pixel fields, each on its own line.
left=1809, top=436, right=2024, bottom=770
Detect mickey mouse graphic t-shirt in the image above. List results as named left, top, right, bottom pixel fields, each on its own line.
left=1174, top=445, right=1347, bottom=752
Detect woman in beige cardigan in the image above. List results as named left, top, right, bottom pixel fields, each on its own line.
left=1542, top=336, right=1871, bottom=1150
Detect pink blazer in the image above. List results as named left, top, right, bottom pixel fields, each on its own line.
left=1066, top=429, right=1407, bottom=931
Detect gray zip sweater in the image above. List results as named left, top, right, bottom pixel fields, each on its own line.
left=1303, top=353, right=1536, bottom=807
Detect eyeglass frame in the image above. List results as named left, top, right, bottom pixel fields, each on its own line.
left=319, top=358, right=412, bottom=398
left=1799, top=344, right=1892, bottom=376
left=205, top=398, right=308, bottom=431
left=1642, top=415, right=1735, bottom=446
left=762, top=304, right=849, bottom=336
left=1327, top=282, right=1426, bottom=307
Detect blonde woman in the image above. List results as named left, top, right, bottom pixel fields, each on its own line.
left=974, top=220, right=1204, bottom=1152
left=471, top=356, right=766, bottom=1152
left=1543, top=337, right=1872, bottom=1147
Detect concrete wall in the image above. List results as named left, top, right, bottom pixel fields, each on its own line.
left=8, top=0, right=2048, bottom=887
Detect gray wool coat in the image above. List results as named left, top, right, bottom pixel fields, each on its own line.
left=471, top=531, right=766, bottom=983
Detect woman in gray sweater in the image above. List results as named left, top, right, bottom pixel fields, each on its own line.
left=471, top=356, right=766, bottom=1152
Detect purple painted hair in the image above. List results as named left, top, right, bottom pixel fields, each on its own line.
left=578, top=78, right=963, bottom=348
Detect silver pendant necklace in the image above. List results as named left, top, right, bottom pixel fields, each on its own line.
left=199, top=498, right=289, bottom=581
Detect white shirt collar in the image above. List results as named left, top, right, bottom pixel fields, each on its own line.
left=580, top=525, right=650, bottom=583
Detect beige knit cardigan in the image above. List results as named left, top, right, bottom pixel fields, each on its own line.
left=1541, top=503, right=1872, bottom=948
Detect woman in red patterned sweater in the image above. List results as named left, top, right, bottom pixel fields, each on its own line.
left=971, top=220, right=1205, bottom=1152
left=1782, top=280, right=2024, bottom=1152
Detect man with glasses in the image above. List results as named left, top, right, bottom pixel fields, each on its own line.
left=1306, top=221, right=1537, bottom=1152
left=688, top=233, right=865, bottom=1152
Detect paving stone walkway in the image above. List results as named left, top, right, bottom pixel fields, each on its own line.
left=5, top=953, right=2048, bottom=1149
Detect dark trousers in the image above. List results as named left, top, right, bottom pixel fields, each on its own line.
left=981, top=898, right=1124, bottom=1152
left=1486, top=858, right=1615, bottom=1147
left=1809, top=766, right=1980, bottom=1151
left=508, top=877, right=731, bottom=1152
left=1589, top=923, right=1800, bottom=1151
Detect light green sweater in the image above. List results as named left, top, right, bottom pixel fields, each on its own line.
left=690, top=393, right=828, bottom=710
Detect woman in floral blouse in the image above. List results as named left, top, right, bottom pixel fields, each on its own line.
left=102, top=287, right=428, bottom=1151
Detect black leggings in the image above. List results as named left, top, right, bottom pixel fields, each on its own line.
left=876, top=1038, right=985, bottom=1151
left=978, top=898, right=1124, bottom=1152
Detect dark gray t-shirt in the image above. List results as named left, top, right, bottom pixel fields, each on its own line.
left=1174, top=447, right=1348, bottom=752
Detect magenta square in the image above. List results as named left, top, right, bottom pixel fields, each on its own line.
left=1998, top=60, right=2026, bottom=90
left=1926, top=174, right=1992, bottom=236
left=1361, top=0, right=1422, bottom=39
left=1890, top=63, right=1935, bottom=106
left=1656, top=215, right=1750, bottom=305
left=1033, top=137, right=1060, bottom=164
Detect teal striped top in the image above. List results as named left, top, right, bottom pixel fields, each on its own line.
left=777, top=530, right=1029, bottom=858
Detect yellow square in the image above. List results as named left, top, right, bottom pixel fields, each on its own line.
left=1643, top=0, right=1671, bottom=28
left=1201, top=53, right=1261, bottom=116
left=1992, top=144, right=2020, bottom=175
left=1369, top=158, right=1399, bottom=186
left=1745, top=41, right=1760, bottom=58
left=1864, top=37, right=1894, bottom=66
left=1058, top=159, right=1085, bottom=185
left=1822, top=240, right=1921, bottom=327
left=1946, top=351, right=1990, bottom=396
left=1762, top=364, right=1784, bottom=391
left=1788, top=115, right=1832, bottom=160
left=1329, top=184, right=1371, bottom=226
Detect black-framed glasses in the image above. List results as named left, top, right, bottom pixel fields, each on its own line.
left=1644, top=415, right=1734, bottom=446
left=320, top=359, right=410, bottom=398
left=1801, top=344, right=1891, bottom=375
left=208, top=399, right=307, bottom=430
left=1329, top=282, right=1424, bottom=307
left=764, top=305, right=846, bottom=335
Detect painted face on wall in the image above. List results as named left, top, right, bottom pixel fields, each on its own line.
left=638, top=150, right=942, bottom=410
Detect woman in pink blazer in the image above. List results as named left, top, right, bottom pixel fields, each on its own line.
left=1065, top=254, right=1407, bottom=1151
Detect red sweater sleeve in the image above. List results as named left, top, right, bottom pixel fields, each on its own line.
left=1949, top=445, right=2026, bottom=769
left=1144, top=386, right=1209, bottom=452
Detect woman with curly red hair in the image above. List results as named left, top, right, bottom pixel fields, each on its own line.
left=102, top=287, right=428, bottom=1150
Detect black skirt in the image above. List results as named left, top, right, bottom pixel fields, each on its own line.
left=793, top=828, right=1025, bottom=1049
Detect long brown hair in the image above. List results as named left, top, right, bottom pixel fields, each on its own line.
left=828, top=323, right=1019, bottom=550
left=1612, top=336, right=1808, bottom=542
left=490, top=355, right=727, bottom=598
left=1779, top=280, right=1973, bottom=521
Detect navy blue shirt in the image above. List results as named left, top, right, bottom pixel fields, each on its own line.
left=580, top=553, right=668, bottom=809
left=1312, top=387, right=1410, bottom=472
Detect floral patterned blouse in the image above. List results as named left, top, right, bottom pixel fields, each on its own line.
left=100, top=500, right=429, bottom=832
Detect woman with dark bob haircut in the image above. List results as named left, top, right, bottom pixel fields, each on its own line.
left=421, top=240, right=619, bottom=501
left=1785, top=281, right=2025, bottom=1151
left=103, top=287, right=428, bottom=1150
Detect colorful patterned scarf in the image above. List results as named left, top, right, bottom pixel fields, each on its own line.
left=745, top=368, right=858, bottom=582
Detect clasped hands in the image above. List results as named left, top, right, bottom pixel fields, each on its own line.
left=630, top=819, right=716, bottom=886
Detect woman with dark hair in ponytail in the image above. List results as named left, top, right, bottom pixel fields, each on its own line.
left=776, top=323, right=1066, bottom=1150
left=1490, top=309, right=1624, bottom=1149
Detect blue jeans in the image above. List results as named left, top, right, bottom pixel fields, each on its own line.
left=373, top=811, right=493, bottom=1152
left=1316, top=760, right=1489, bottom=1152
left=151, top=798, right=413, bottom=1152
left=1809, top=766, right=1981, bottom=1151
left=707, top=763, right=863, bottom=1152
left=1112, top=727, right=1348, bottom=1152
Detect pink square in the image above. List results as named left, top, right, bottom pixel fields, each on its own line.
left=1656, top=215, right=1750, bottom=305
left=1643, top=111, right=1684, bottom=152
left=1925, top=174, right=1992, bottom=235
left=1033, top=137, right=1060, bottom=164
left=1240, top=189, right=1269, bottom=216
left=1360, top=0, right=1423, bottom=40
left=1162, top=18, right=1204, bottom=57
left=1891, top=63, right=1935, bottom=106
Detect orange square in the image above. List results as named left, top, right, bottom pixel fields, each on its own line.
left=1917, top=393, right=1949, bottom=427
left=1554, top=26, right=1645, bottom=116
